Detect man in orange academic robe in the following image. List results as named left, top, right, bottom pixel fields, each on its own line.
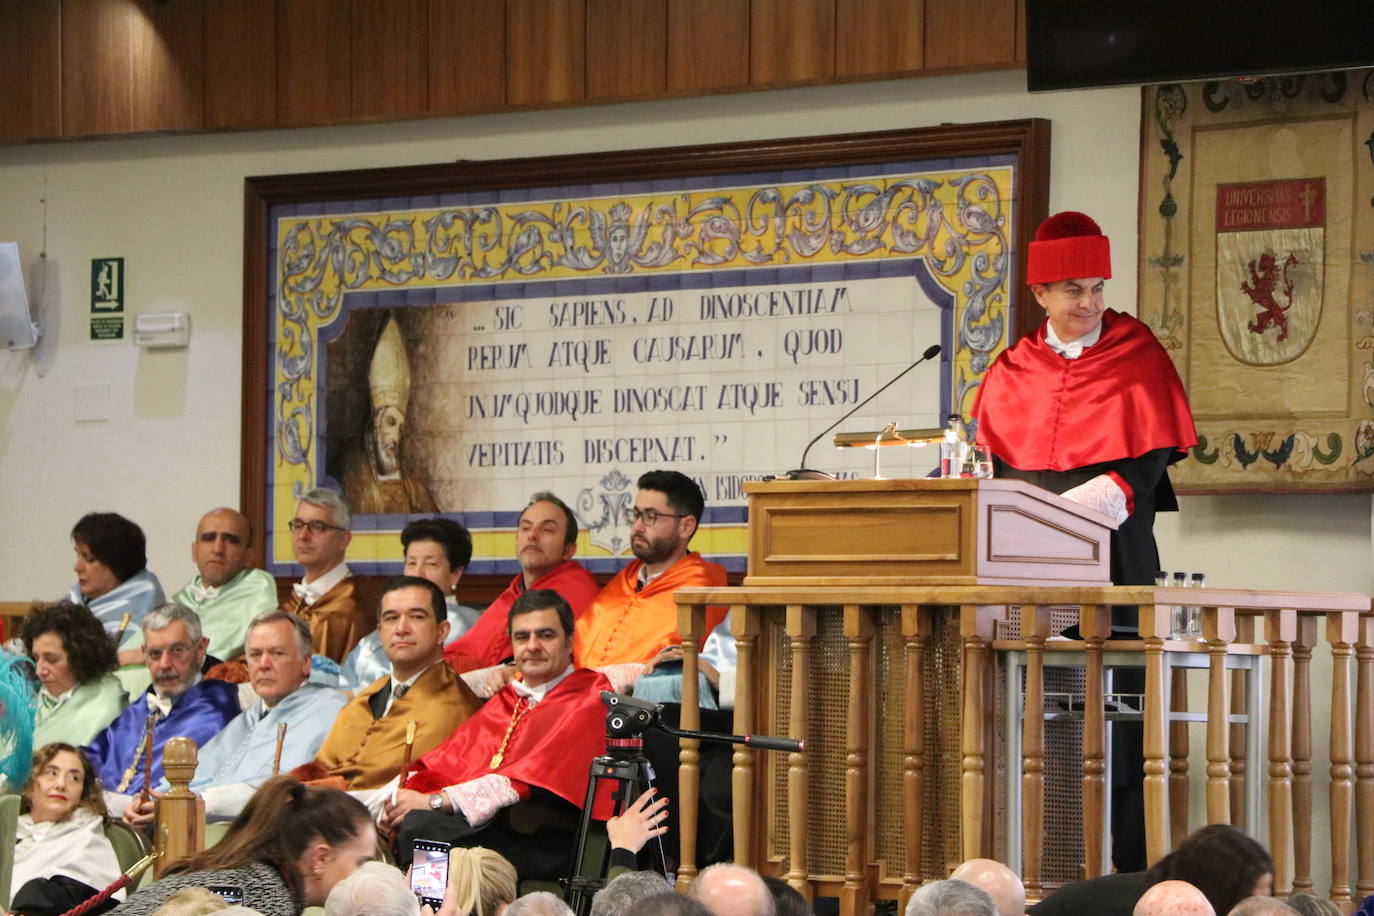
left=574, top=470, right=727, bottom=672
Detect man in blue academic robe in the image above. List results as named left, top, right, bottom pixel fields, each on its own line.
left=124, top=609, right=350, bottom=824
left=87, top=604, right=239, bottom=808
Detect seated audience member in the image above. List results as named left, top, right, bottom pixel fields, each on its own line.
left=446, top=846, right=518, bottom=916
left=950, top=858, right=1026, bottom=916
left=503, top=894, right=574, bottom=916
left=123, top=611, right=349, bottom=825
left=1230, top=898, right=1298, bottom=915
left=761, top=877, right=813, bottom=916
left=109, top=777, right=376, bottom=916
left=295, top=577, right=481, bottom=790
left=67, top=512, right=165, bottom=660
left=341, top=517, right=481, bottom=689
left=87, top=604, right=239, bottom=802
left=905, top=880, right=996, bottom=916
left=445, top=492, right=598, bottom=673
left=22, top=601, right=127, bottom=747
left=575, top=471, right=727, bottom=677
left=688, top=864, right=777, bottom=916
left=171, top=508, right=279, bottom=663
left=384, top=590, right=611, bottom=881
left=279, top=488, right=376, bottom=663
left=625, top=895, right=713, bottom=916
left=1028, top=823, right=1273, bottom=916
left=592, top=871, right=675, bottom=916
left=323, top=861, right=419, bottom=916
left=9, top=744, right=124, bottom=916
left=1282, top=895, right=1337, bottom=916
left=1135, top=880, right=1214, bottom=915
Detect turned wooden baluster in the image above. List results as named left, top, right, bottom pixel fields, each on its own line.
left=1356, top=616, right=1374, bottom=902
left=961, top=605, right=999, bottom=863
left=675, top=600, right=710, bottom=887
left=1229, top=614, right=1256, bottom=832
left=1021, top=604, right=1052, bottom=903
left=1327, top=611, right=1358, bottom=911
left=156, top=736, right=203, bottom=877
left=727, top=604, right=758, bottom=875
left=1266, top=609, right=1297, bottom=897
left=785, top=604, right=815, bottom=902
left=841, top=604, right=874, bottom=916
left=1081, top=604, right=1111, bottom=878
left=1203, top=606, right=1236, bottom=825
left=1140, top=600, right=1172, bottom=865
left=900, top=604, right=931, bottom=912
left=1292, top=614, right=1318, bottom=894
left=1168, top=666, right=1190, bottom=846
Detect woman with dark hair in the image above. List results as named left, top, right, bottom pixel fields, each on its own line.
left=21, top=601, right=127, bottom=747
left=67, top=512, right=165, bottom=657
left=10, top=743, right=124, bottom=916
left=110, top=776, right=376, bottom=916
left=1028, top=823, right=1273, bottom=915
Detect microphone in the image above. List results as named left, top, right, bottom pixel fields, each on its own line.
left=783, top=343, right=942, bottom=480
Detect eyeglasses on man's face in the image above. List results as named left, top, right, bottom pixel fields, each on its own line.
left=287, top=518, right=347, bottom=536
left=622, top=507, right=686, bottom=527
left=146, top=642, right=196, bottom=663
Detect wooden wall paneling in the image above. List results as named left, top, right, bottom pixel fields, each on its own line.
left=131, top=0, right=204, bottom=132
left=204, top=0, right=277, bottom=130
left=666, top=0, right=749, bottom=93
left=276, top=0, right=353, bottom=125
left=352, top=0, right=428, bottom=119
left=835, top=0, right=923, bottom=79
left=923, top=0, right=1017, bottom=70
left=750, top=0, right=835, bottom=86
left=1015, top=0, right=1026, bottom=62
left=61, top=0, right=133, bottom=137
left=428, top=0, right=506, bottom=115
left=0, top=0, right=61, bottom=143
left=506, top=0, right=587, bottom=107
left=586, top=0, right=667, bottom=101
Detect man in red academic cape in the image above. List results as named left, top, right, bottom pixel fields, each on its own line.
left=972, top=210, right=1197, bottom=593
left=973, top=210, right=1197, bottom=874
left=383, top=588, right=613, bottom=880
left=443, top=491, right=599, bottom=675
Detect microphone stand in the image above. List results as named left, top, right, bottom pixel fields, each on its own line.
left=782, top=343, right=942, bottom=480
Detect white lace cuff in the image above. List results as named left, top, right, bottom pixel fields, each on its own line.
left=1060, top=474, right=1129, bottom=525
left=597, top=663, right=648, bottom=694
left=445, top=773, right=519, bottom=827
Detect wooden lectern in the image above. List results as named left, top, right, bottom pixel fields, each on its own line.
left=674, top=477, right=1118, bottom=912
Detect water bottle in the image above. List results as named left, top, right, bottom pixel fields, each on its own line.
left=1187, top=572, right=1206, bottom=636
left=940, top=413, right=968, bottom=478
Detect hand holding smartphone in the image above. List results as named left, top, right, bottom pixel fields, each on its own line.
left=410, top=839, right=452, bottom=910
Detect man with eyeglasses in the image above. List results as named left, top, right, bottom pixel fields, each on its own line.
left=86, top=603, right=239, bottom=808
left=279, top=487, right=378, bottom=662
left=170, top=507, right=278, bottom=663
left=574, top=470, right=727, bottom=673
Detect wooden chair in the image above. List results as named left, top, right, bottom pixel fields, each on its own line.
left=0, top=793, right=20, bottom=910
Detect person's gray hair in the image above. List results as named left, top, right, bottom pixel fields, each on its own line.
left=1229, top=895, right=1306, bottom=916
left=591, top=870, right=675, bottom=916
left=300, top=486, right=352, bottom=532
left=905, top=879, right=997, bottom=916
left=323, top=861, right=420, bottom=916
left=142, top=603, right=203, bottom=642
left=247, top=609, right=314, bottom=657
left=504, top=892, right=575, bottom=916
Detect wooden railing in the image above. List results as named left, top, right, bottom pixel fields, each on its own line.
left=675, top=585, right=1372, bottom=915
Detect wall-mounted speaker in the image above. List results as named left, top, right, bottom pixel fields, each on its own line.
left=0, top=242, right=39, bottom=349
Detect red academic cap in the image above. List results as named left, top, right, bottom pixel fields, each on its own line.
left=1026, top=211, right=1112, bottom=285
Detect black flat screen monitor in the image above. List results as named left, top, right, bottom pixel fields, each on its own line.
left=1026, top=1, right=1374, bottom=92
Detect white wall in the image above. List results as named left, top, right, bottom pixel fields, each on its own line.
left=0, top=65, right=1368, bottom=882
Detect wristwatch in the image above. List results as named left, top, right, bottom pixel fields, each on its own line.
left=429, top=792, right=446, bottom=811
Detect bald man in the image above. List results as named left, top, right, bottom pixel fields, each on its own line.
left=687, top=864, right=776, bottom=916
left=172, top=508, right=279, bottom=661
left=1134, top=881, right=1215, bottom=916
left=951, top=859, right=1026, bottom=916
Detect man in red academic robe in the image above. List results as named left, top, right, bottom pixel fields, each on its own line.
left=384, top=588, right=613, bottom=880
left=972, top=210, right=1198, bottom=873
left=443, top=491, right=598, bottom=673
left=972, top=210, right=1197, bottom=593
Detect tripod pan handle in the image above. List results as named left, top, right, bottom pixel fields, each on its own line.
left=744, top=734, right=805, bottom=753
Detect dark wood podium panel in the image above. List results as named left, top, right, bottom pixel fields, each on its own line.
left=744, top=478, right=1115, bottom=586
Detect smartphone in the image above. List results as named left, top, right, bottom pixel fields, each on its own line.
left=410, top=838, right=452, bottom=909
left=206, top=885, right=244, bottom=905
